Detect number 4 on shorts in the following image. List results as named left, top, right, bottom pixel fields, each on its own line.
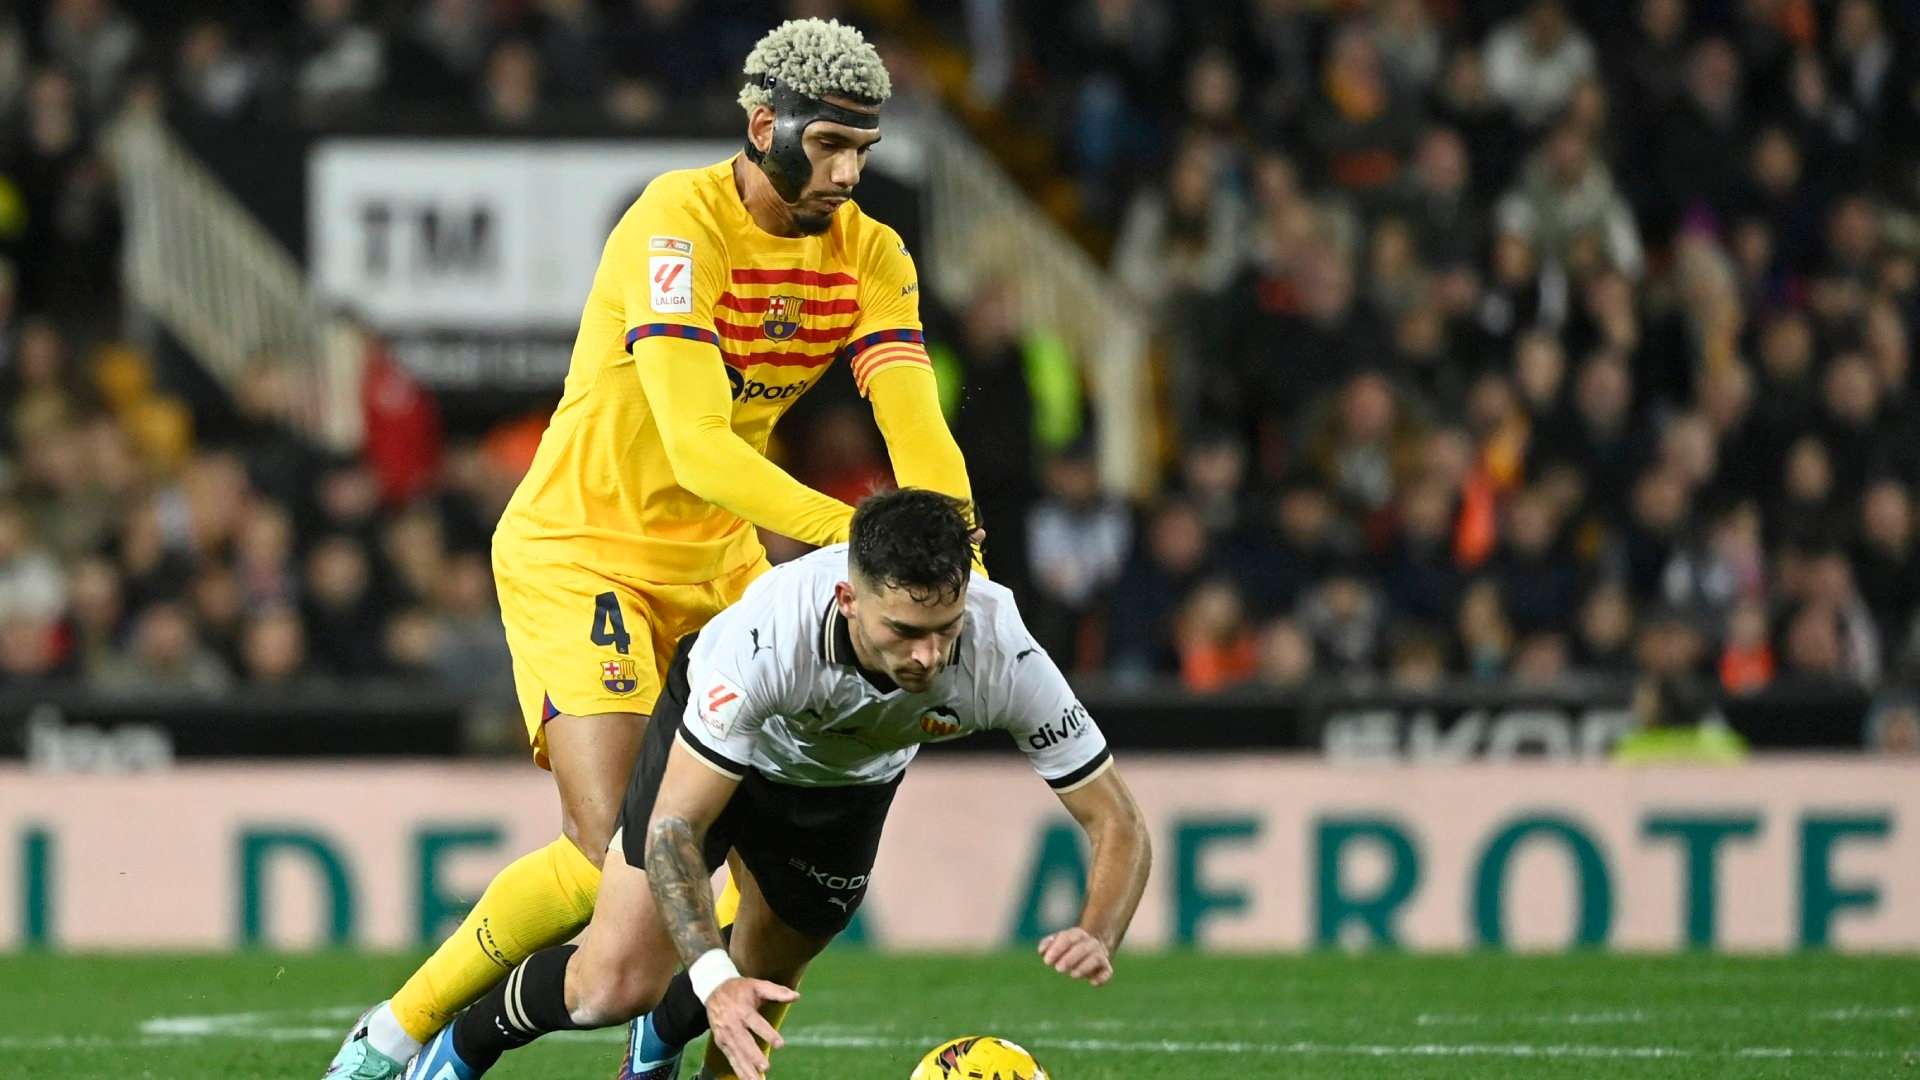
left=590, top=591, right=632, bottom=654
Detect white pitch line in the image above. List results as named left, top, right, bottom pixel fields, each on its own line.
left=1812, top=1006, right=1915, bottom=1021
left=784, top=1032, right=1911, bottom=1061
left=114, top=1006, right=1920, bottom=1065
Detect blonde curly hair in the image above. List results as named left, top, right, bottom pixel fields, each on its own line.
left=738, top=18, right=892, bottom=114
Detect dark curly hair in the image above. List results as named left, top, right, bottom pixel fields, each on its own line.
left=848, top=488, right=974, bottom=604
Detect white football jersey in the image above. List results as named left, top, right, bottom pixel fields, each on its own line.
left=677, top=544, right=1110, bottom=790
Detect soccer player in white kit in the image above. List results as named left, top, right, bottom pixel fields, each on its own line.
left=407, top=489, right=1153, bottom=1080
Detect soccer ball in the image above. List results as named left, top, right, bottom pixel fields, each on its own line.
left=909, top=1035, right=1049, bottom=1080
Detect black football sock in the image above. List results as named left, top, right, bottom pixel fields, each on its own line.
left=652, top=920, right=733, bottom=1047
left=649, top=967, right=713, bottom=1047
left=451, top=944, right=581, bottom=1070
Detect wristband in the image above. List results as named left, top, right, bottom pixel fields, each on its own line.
left=689, top=948, right=740, bottom=1003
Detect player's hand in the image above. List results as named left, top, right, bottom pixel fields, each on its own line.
left=706, top=977, right=799, bottom=1080
left=1037, top=926, right=1113, bottom=986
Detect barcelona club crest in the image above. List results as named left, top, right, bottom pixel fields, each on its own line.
left=762, top=294, right=802, bottom=341
left=600, top=658, right=638, bottom=695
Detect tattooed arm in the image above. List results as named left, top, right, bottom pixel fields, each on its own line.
left=644, top=735, right=796, bottom=1080
left=644, top=812, right=726, bottom=965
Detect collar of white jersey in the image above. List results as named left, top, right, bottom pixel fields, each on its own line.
left=819, top=600, right=964, bottom=691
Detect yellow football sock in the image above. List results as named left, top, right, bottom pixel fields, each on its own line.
left=703, top=870, right=788, bottom=1079
left=389, top=836, right=602, bottom=1043
left=715, top=871, right=741, bottom=928
left=704, top=999, right=794, bottom=1080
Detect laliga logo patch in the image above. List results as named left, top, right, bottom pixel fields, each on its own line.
left=600, top=658, right=638, bottom=695
left=761, top=294, right=803, bottom=341
left=702, top=675, right=746, bottom=738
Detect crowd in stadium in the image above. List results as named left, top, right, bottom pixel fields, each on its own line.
left=1, top=0, right=1919, bottom=716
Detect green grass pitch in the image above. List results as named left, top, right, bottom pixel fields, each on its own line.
left=2, top=950, right=1915, bottom=1078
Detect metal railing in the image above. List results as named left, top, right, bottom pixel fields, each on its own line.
left=107, top=104, right=364, bottom=451
left=909, top=111, right=1154, bottom=495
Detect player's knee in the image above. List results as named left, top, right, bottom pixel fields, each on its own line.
left=569, top=965, right=667, bottom=1027
left=560, top=810, right=618, bottom=870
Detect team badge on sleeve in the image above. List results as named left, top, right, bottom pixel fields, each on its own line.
left=701, top=675, right=747, bottom=738
left=600, top=658, right=639, bottom=695
left=649, top=255, right=693, bottom=313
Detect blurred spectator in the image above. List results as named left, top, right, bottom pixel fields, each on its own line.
left=532, top=0, right=606, bottom=103
left=1303, top=368, right=1428, bottom=519
left=1026, top=441, right=1131, bottom=666
left=802, top=405, right=891, bottom=508
left=429, top=551, right=512, bottom=689
left=1540, top=351, right=1647, bottom=521
left=187, top=559, right=241, bottom=656
left=380, top=504, right=447, bottom=609
left=43, top=0, right=141, bottom=113
left=239, top=607, right=316, bottom=687
left=175, top=15, right=266, bottom=123
left=1615, top=670, right=1749, bottom=763
left=1666, top=499, right=1765, bottom=616
left=302, top=534, right=384, bottom=677
left=1650, top=39, right=1747, bottom=230
left=1256, top=616, right=1315, bottom=689
left=224, top=356, right=324, bottom=511
left=234, top=500, right=300, bottom=611
left=1574, top=580, right=1636, bottom=674
left=1491, top=488, right=1578, bottom=633
left=1370, top=0, right=1442, bottom=94
left=1231, top=481, right=1346, bottom=620
left=0, top=501, right=65, bottom=684
left=480, top=37, right=542, bottom=128
left=96, top=601, right=231, bottom=696
left=1384, top=625, right=1448, bottom=690
left=1298, top=570, right=1385, bottom=674
left=1302, top=23, right=1422, bottom=201
left=293, top=0, right=384, bottom=122
left=1772, top=434, right=1837, bottom=547
left=1854, top=479, right=1919, bottom=658
left=1801, top=548, right=1881, bottom=684
left=1174, top=579, right=1258, bottom=691
left=1867, top=691, right=1920, bottom=753
left=1719, top=596, right=1775, bottom=694
left=1483, top=0, right=1596, bottom=130
left=397, top=0, right=491, bottom=102
left=1394, top=127, right=1480, bottom=274
left=1381, top=478, right=1462, bottom=624
left=1175, top=427, right=1248, bottom=538
left=1619, top=467, right=1692, bottom=601
left=1456, top=579, right=1512, bottom=678
left=1060, top=0, right=1174, bottom=216
left=1510, top=631, right=1570, bottom=685
left=1113, top=137, right=1244, bottom=324
left=1430, top=46, right=1521, bottom=203
left=61, top=554, right=122, bottom=681
left=1498, top=122, right=1644, bottom=282
left=1108, top=498, right=1212, bottom=680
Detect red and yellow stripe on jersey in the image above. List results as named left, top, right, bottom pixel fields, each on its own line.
left=497, top=154, right=962, bottom=590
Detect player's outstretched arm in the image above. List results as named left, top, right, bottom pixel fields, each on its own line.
left=865, top=364, right=972, bottom=507
left=1040, top=765, right=1151, bottom=987
left=636, top=336, right=857, bottom=547
left=646, top=739, right=797, bottom=1080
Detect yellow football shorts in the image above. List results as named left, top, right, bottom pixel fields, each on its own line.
left=493, top=537, right=768, bottom=769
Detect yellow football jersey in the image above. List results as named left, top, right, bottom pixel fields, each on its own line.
left=498, top=155, right=930, bottom=585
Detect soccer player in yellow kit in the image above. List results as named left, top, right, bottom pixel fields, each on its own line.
left=325, top=18, right=973, bottom=1080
